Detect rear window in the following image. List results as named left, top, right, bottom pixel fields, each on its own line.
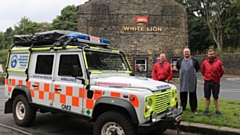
left=35, top=55, right=54, bottom=75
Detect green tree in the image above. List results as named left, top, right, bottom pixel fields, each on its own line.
left=4, top=27, right=14, bottom=49
left=177, top=0, right=230, bottom=51
left=52, top=5, right=78, bottom=31
left=0, top=49, right=8, bottom=64
left=189, top=15, right=213, bottom=53
left=224, top=0, right=240, bottom=48
left=176, top=0, right=213, bottom=53
left=14, top=17, right=43, bottom=35
left=38, top=22, right=53, bottom=31
left=0, top=32, right=5, bottom=49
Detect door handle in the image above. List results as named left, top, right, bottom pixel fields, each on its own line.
left=32, top=85, right=38, bottom=87
left=55, top=88, right=62, bottom=91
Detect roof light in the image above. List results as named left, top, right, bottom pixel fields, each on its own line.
left=67, top=32, right=110, bottom=45
left=100, top=38, right=111, bottom=45
left=68, top=33, right=90, bottom=40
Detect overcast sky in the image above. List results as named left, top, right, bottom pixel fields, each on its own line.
left=0, top=0, right=88, bottom=32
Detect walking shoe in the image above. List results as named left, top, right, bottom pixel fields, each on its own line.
left=192, top=110, right=198, bottom=114
left=215, top=111, right=222, bottom=116
left=202, top=110, right=209, bottom=115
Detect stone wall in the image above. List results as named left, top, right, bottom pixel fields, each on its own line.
left=195, top=54, right=240, bottom=75
left=77, top=0, right=188, bottom=77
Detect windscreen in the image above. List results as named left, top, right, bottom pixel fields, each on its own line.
left=85, top=50, right=128, bottom=71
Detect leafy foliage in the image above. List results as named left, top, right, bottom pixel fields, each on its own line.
left=189, top=15, right=214, bottom=53
left=224, top=0, right=240, bottom=48
left=0, top=49, right=8, bottom=64
left=177, top=0, right=240, bottom=52
left=52, top=5, right=78, bottom=31
left=14, top=17, right=42, bottom=35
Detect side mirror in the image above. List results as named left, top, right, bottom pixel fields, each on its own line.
left=87, top=90, right=93, bottom=99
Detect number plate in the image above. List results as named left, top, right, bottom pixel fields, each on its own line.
left=172, top=107, right=182, bottom=117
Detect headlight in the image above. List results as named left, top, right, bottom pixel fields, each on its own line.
left=172, top=91, right=175, bottom=98
left=146, top=98, right=152, bottom=110
left=144, top=95, right=154, bottom=118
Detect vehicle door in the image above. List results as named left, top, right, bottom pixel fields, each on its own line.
left=52, top=51, right=85, bottom=114
left=28, top=52, right=56, bottom=106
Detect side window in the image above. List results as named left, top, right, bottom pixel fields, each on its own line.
left=35, top=55, right=54, bottom=75
left=58, top=54, right=82, bottom=76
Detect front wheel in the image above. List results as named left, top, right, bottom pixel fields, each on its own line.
left=93, top=111, right=136, bottom=135
left=12, top=94, right=36, bottom=127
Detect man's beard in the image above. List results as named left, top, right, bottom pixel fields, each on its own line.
left=209, top=57, right=214, bottom=60
left=185, top=55, right=190, bottom=58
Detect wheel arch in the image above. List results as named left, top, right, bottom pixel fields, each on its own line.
left=5, top=85, right=32, bottom=113
left=12, top=85, right=33, bottom=102
left=92, top=97, right=139, bottom=124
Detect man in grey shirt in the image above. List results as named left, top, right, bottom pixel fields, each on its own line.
left=176, top=48, right=200, bottom=114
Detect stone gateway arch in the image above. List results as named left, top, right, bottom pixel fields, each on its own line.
left=77, top=0, right=188, bottom=77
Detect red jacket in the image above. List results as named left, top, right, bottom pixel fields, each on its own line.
left=152, top=61, right=172, bottom=81
left=201, top=57, right=224, bottom=83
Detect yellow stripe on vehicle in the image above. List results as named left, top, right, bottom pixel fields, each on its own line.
left=66, top=46, right=78, bottom=49
left=112, top=50, right=119, bottom=53
left=125, top=71, right=132, bottom=74
left=25, top=51, right=31, bottom=68
left=126, top=57, right=132, bottom=70
left=90, top=47, right=100, bottom=50
left=32, top=47, right=51, bottom=51
left=83, top=51, right=88, bottom=69
left=7, top=69, right=25, bottom=73
left=11, top=48, right=29, bottom=51
left=5, top=52, right=10, bottom=68
left=53, top=47, right=63, bottom=50
left=91, top=71, right=103, bottom=74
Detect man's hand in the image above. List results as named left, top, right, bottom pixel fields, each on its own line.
left=172, top=67, right=178, bottom=71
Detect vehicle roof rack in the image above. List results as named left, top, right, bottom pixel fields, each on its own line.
left=13, top=30, right=111, bottom=49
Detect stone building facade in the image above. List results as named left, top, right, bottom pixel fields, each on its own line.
left=77, top=0, right=188, bottom=77
left=196, top=54, right=240, bottom=75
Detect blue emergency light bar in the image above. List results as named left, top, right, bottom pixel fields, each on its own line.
left=68, top=33, right=90, bottom=40
left=67, top=33, right=111, bottom=45
left=100, top=38, right=111, bottom=44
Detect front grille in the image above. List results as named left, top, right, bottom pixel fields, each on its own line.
left=155, top=91, right=171, bottom=114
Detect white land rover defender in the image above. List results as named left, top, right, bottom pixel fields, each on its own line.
left=4, top=30, right=182, bottom=135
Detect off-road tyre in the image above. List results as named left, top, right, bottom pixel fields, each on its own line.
left=93, top=111, right=136, bottom=135
left=12, top=94, right=36, bottom=127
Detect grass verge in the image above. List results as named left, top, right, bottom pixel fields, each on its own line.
left=182, top=98, right=240, bottom=129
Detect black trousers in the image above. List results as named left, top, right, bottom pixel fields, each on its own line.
left=180, top=91, right=198, bottom=112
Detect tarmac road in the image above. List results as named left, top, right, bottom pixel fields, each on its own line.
left=175, top=74, right=240, bottom=100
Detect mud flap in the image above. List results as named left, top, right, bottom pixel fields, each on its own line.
left=4, top=99, right=13, bottom=113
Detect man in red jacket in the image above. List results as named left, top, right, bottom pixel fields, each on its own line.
left=201, top=49, right=224, bottom=116
left=152, top=53, right=172, bottom=82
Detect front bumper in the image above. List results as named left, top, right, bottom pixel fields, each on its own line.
left=137, top=108, right=182, bottom=134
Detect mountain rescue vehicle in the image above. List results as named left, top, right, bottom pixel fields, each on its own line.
left=4, top=30, right=182, bottom=135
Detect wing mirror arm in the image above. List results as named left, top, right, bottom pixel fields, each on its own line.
left=72, top=65, right=93, bottom=98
